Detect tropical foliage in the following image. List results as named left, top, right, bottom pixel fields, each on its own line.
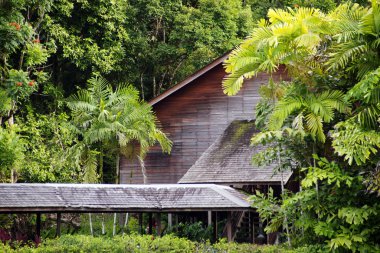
left=224, top=1, right=380, bottom=251
left=66, top=76, right=171, bottom=182
left=0, top=234, right=322, bottom=253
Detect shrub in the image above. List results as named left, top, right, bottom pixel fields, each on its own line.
left=0, top=234, right=325, bottom=253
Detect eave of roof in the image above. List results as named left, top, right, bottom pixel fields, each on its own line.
left=0, top=183, right=251, bottom=213
left=149, top=51, right=230, bottom=106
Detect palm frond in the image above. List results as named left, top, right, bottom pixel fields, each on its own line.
left=222, top=63, right=259, bottom=96
left=268, top=96, right=304, bottom=130
left=327, top=42, right=369, bottom=71
left=305, top=113, right=325, bottom=143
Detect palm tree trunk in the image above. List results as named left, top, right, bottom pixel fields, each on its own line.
left=278, top=146, right=290, bottom=246
left=139, top=156, right=147, bottom=184
left=114, top=154, right=120, bottom=236
left=116, top=154, right=120, bottom=184
left=99, top=147, right=104, bottom=183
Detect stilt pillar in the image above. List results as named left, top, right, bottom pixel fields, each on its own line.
left=56, top=212, right=61, bottom=237
left=168, top=213, right=172, bottom=229
left=156, top=213, right=161, bottom=236
left=148, top=213, right=153, bottom=234
left=36, top=213, right=41, bottom=238
left=213, top=211, right=218, bottom=242
left=138, top=213, right=143, bottom=234
left=207, top=211, right=212, bottom=227
left=226, top=211, right=232, bottom=242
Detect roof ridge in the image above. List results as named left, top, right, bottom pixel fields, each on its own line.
left=211, top=185, right=249, bottom=207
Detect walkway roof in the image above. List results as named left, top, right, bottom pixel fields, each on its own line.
left=0, top=183, right=251, bottom=213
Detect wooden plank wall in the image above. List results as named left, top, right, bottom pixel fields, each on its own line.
left=120, top=64, right=287, bottom=184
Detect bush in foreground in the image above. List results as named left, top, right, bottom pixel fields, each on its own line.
left=1, top=234, right=324, bottom=253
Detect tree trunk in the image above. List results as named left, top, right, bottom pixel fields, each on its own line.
left=278, top=146, right=291, bottom=246
left=116, top=154, right=120, bottom=184
left=113, top=213, right=117, bottom=236
left=99, top=147, right=104, bottom=183
left=89, top=213, right=93, bottom=236
left=138, top=156, right=147, bottom=184
left=122, top=213, right=129, bottom=236
left=101, top=213, right=105, bottom=235
left=140, top=73, right=145, bottom=100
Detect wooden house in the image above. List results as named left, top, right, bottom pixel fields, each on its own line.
left=119, top=52, right=291, bottom=187
left=119, top=53, right=292, bottom=243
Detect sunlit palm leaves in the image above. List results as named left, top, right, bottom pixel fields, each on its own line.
left=223, top=7, right=331, bottom=96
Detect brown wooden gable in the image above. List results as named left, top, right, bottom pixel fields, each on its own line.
left=120, top=54, right=287, bottom=184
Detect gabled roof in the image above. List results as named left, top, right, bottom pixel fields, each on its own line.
left=0, top=183, right=251, bottom=213
left=149, top=51, right=230, bottom=106
left=179, top=120, right=292, bottom=185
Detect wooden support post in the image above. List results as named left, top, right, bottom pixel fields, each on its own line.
left=226, top=211, right=232, bottom=242
left=175, top=213, right=178, bottom=232
left=213, top=211, right=218, bottom=242
left=156, top=213, right=161, bottom=236
left=138, top=213, right=143, bottom=235
left=148, top=213, right=153, bottom=234
left=56, top=213, right=61, bottom=237
left=251, top=212, right=255, bottom=244
left=208, top=211, right=212, bottom=227
left=168, top=213, right=172, bottom=229
left=36, top=213, right=41, bottom=239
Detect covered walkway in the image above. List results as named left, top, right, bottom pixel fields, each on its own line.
left=0, top=183, right=252, bottom=241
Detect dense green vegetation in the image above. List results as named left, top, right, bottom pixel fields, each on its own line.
left=1, top=234, right=321, bottom=253
left=224, top=0, right=380, bottom=252
left=1, top=0, right=380, bottom=252
left=0, top=0, right=260, bottom=184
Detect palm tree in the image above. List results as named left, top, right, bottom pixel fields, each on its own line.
left=67, top=76, right=172, bottom=235
left=327, top=1, right=379, bottom=79
left=223, top=7, right=331, bottom=96
left=67, top=76, right=172, bottom=183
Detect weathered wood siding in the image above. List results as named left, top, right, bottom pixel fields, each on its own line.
left=120, top=64, right=287, bottom=184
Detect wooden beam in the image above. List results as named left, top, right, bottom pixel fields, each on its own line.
left=208, top=211, right=212, bottom=227
left=168, top=213, right=172, bottom=229
left=226, top=211, right=232, bottom=242
left=156, top=213, right=161, bottom=236
left=138, top=213, right=143, bottom=235
left=213, top=211, right=218, bottom=243
left=148, top=213, right=153, bottom=234
left=36, top=213, right=41, bottom=238
left=175, top=213, right=178, bottom=232
left=56, top=212, right=61, bottom=237
left=251, top=212, right=255, bottom=244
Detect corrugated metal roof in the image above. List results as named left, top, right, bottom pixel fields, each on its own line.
left=179, top=120, right=292, bottom=185
left=0, top=183, right=251, bottom=213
